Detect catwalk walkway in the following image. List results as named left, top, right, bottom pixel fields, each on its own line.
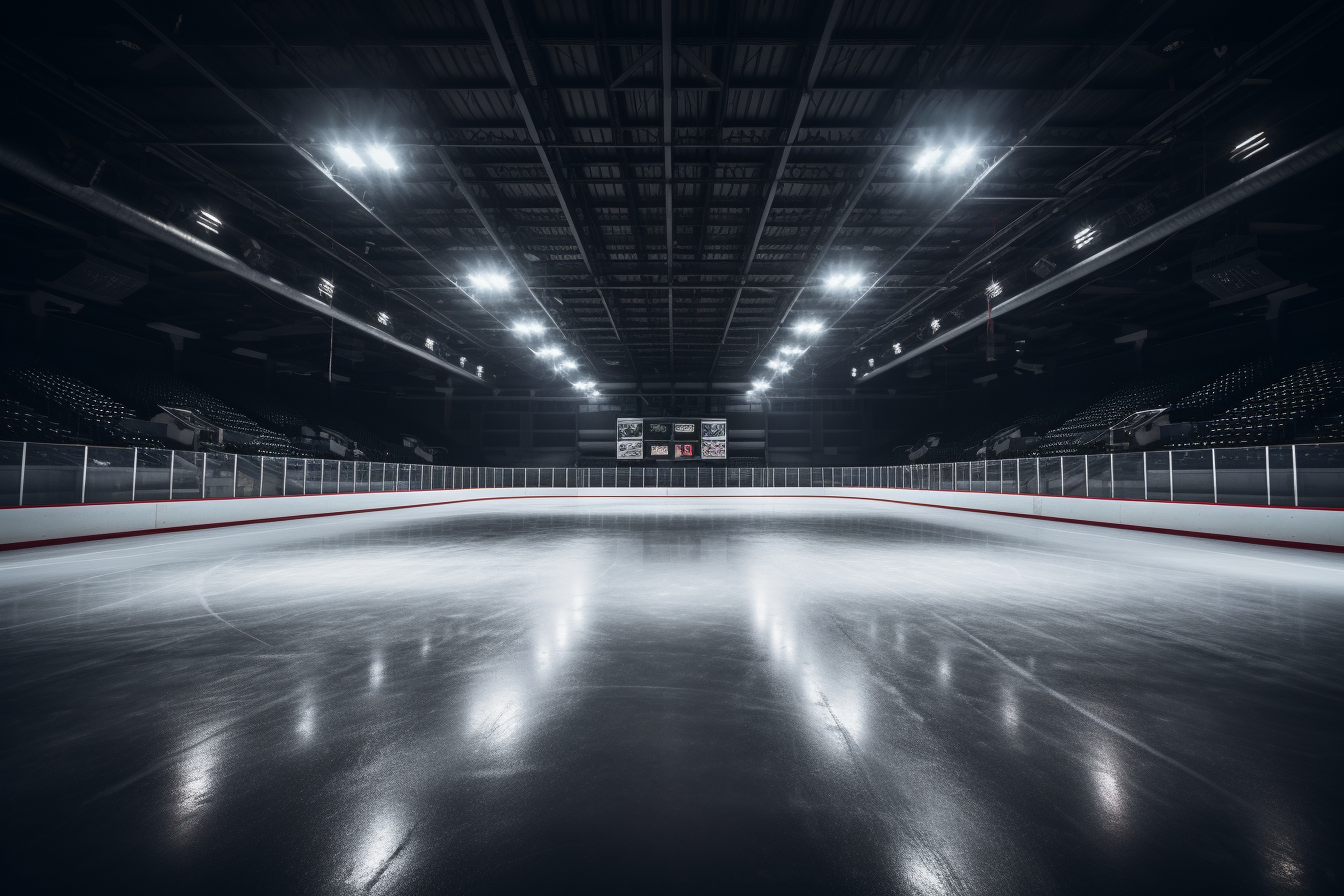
left=2, top=497, right=1342, bottom=893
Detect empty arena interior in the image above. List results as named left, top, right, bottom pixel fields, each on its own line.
left=2, top=0, right=1343, bottom=893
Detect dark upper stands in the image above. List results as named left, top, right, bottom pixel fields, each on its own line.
left=1, top=359, right=160, bottom=448
left=1195, top=354, right=1344, bottom=447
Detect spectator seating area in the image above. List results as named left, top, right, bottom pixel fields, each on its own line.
left=914, top=351, right=1344, bottom=462
left=1195, top=353, right=1344, bottom=447
left=1, top=360, right=160, bottom=448
left=100, top=371, right=294, bottom=455
left=1035, top=374, right=1202, bottom=456
left=0, top=355, right=435, bottom=463
left=219, top=389, right=411, bottom=462
left=0, top=398, right=78, bottom=444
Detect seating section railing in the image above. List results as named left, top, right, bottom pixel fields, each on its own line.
left=0, top=440, right=1340, bottom=509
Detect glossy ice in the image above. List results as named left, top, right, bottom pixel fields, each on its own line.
left=2, top=497, right=1342, bottom=894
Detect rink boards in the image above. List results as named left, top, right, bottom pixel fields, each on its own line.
left=0, top=486, right=1340, bottom=552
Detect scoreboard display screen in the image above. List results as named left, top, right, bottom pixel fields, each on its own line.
left=616, top=417, right=727, bottom=461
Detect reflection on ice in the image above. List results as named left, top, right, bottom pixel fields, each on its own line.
left=346, top=807, right=410, bottom=889
left=172, top=727, right=223, bottom=837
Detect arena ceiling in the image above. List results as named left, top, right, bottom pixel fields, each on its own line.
left=2, top=0, right=1342, bottom=397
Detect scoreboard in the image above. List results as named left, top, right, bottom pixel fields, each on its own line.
left=616, top=417, right=728, bottom=461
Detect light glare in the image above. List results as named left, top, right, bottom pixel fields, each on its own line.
left=334, top=145, right=365, bottom=168
left=793, top=320, right=824, bottom=335
left=913, top=147, right=942, bottom=172
left=942, top=145, right=975, bottom=171
left=366, top=146, right=398, bottom=171
left=471, top=273, right=510, bottom=291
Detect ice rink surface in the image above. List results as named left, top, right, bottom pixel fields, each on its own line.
left=2, top=496, right=1343, bottom=894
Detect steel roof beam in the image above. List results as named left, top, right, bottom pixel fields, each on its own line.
left=707, top=0, right=846, bottom=381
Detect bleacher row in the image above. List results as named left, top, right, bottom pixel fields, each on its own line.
left=917, top=351, right=1344, bottom=462
left=0, top=357, right=426, bottom=463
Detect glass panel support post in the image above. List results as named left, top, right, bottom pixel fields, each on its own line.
left=81, top=445, right=89, bottom=504
left=1212, top=449, right=1218, bottom=504
left=1292, top=444, right=1299, bottom=507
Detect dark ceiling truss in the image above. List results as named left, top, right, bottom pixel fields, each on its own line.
left=5, top=0, right=1341, bottom=395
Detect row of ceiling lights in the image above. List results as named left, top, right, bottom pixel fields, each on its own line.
left=188, top=129, right=1277, bottom=393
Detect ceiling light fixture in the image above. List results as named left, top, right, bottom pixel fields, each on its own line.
left=1231, top=132, right=1269, bottom=162
left=333, top=145, right=365, bottom=169
left=194, top=210, right=221, bottom=234
left=536, top=346, right=562, bottom=359
left=851, top=367, right=858, bottom=377
left=559, top=360, right=576, bottom=370
left=793, top=320, right=824, bottom=335
left=780, top=346, right=806, bottom=356
left=1073, top=226, right=1098, bottom=250
left=366, top=146, right=398, bottom=171
left=513, top=321, right=544, bottom=336
left=752, top=380, right=771, bottom=391
left=376, top=311, right=390, bottom=325
left=318, top=278, right=335, bottom=300
left=930, top=318, right=941, bottom=333
left=476, top=365, right=484, bottom=377
left=985, top=280, right=1003, bottom=300
left=913, top=147, right=943, bottom=172
left=459, top=356, right=467, bottom=367
left=424, top=337, right=435, bottom=350
left=893, top=342, right=902, bottom=355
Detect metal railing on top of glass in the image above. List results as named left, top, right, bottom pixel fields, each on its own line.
left=0, top=440, right=1340, bottom=509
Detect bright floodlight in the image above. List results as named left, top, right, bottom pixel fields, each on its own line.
left=913, top=147, right=943, bottom=172
left=559, top=360, right=577, bottom=370
left=334, top=145, right=365, bottom=169
left=471, top=273, right=510, bottom=291
left=1231, top=132, right=1269, bottom=162
left=476, top=365, right=484, bottom=377
left=930, top=318, right=941, bottom=333
left=572, top=380, right=594, bottom=390
left=893, top=342, right=902, bottom=355
left=424, top=337, right=435, bottom=350
left=851, top=367, right=857, bottom=377
left=194, top=210, right=221, bottom=234
left=826, top=273, right=863, bottom=290
left=536, top=346, right=562, bottom=359
left=376, top=311, right=390, bottom=325
left=514, top=321, right=544, bottom=336
left=752, top=380, right=771, bottom=391
left=1073, top=226, right=1098, bottom=250
left=318, top=278, right=335, bottom=300
left=781, top=346, right=806, bottom=356
left=793, top=320, right=824, bottom=335
left=985, top=280, right=1003, bottom=299
left=767, top=359, right=791, bottom=372
left=942, top=145, right=975, bottom=172
left=366, top=146, right=398, bottom=171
